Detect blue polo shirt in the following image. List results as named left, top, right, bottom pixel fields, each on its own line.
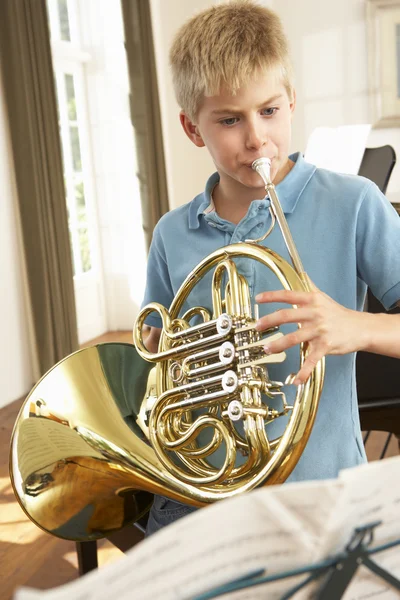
left=141, top=152, right=400, bottom=482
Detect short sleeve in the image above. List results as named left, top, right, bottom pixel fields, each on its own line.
left=140, top=224, right=174, bottom=328
left=356, top=181, right=400, bottom=310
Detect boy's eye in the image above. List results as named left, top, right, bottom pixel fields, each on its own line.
left=262, top=107, right=278, bottom=117
left=220, top=117, right=239, bottom=126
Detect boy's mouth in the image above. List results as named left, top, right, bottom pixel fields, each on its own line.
left=244, top=158, right=273, bottom=168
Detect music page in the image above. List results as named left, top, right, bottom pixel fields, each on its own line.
left=14, top=456, right=400, bottom=600
left=319, top=455, right=400, bottom=600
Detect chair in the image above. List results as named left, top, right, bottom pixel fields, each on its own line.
left=357, top=290, right=400, bottom=455
left=357, top=145, right=396, bottom=195
left=356, top=145, right=400, bottom=456
left=76, top=511, right=149, bottom=575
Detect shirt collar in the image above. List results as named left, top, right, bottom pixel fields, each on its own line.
left=188, top=152, right=317, bottom=230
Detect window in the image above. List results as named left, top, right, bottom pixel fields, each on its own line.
left=46, top=0, right=146, bottom=340
left=47, top=0, right=95, bottom=277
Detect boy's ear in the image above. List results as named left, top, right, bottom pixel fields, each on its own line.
left=290, top=89, right=296, bottom=116
left=180, top=112, right=205, bottom=148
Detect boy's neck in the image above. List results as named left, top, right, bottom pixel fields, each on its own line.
left=212, top=159, right=294, bottom=225
left=212, top=183, right=258, bottom=224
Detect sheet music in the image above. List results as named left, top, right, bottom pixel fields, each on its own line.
left=14, top=456, right=400, bottom=600
left=324, top=456, right=400, bottom=600
left=304, top=124, right=372, bottom=175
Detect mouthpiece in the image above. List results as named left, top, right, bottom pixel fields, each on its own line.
left=252, top=157, right=272, bottom=186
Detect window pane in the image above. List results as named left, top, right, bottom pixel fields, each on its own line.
left=78, top=228, right=92, bottom=272
left=55, top=82, right=61, bottom=123
left=57, top=0, right=71, bottom=41
left=75, top=181, right=87, bottom=224
left=65, top=74, right=77, bottom=121
left=69, top=230, right=76, bottom=276
left=70, top=126, right=82, bottom=171
left=397, top=24, right=400, bottom=98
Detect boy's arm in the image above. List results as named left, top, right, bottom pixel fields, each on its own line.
left=140, top=219, right=174, bottom=350
left=356, top=306, right=400, bottom=357
left=144, top=327, right=162, bottom=354
left=254, top=287, right=400, bottom=386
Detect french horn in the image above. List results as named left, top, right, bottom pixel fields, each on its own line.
left=9, top=158, right=324, bottom=541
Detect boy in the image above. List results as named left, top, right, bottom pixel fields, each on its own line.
left=141, top=0, right=400, bottom=536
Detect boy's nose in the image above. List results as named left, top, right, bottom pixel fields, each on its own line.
left=245, top=125, right=267, bottom=151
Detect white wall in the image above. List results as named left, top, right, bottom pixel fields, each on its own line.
left=276, top=0, right=400, bottom=200
left=151, top=0, right=400, bottom=208
left=0, top=74, right=34, bottom=408
left=151, top=0, right=216, bottom=210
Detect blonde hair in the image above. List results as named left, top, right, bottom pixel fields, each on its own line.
left=169, top=0, right=294, bottom=122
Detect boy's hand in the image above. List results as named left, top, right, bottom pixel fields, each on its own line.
left=255, top=283, right=365, bottom=386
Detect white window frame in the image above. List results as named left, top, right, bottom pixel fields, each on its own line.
left=54, top=60, right=99, bottom=278
left=47, top=0, right=107, bottom=342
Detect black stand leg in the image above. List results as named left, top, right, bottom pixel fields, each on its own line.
left=76, top=540, right=98, bottom=576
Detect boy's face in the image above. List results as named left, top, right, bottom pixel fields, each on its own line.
left=181, top=68, right=296, bottom=199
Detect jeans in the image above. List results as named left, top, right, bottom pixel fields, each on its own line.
left=145, top=494, right=197, bottom=537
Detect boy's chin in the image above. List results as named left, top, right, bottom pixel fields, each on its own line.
left=238, top=169, right=269, bottom=189
left=221, top=169, right=267, bottom=192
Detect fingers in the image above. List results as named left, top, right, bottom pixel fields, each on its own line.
left=293, top=351, right=323, bottom=386
left=263, top=326, right=316, bottom=355
left=255, top=283, right=326, bottom=387
left=255, top=289, right=317, bottom=306
left=256, top=307, right=313, bottom=331
left=262, top=329, right=323, bottom=387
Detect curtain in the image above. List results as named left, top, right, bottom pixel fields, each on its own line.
left=121, top=0, right=170, bottom=251
left=0, top=0, right=79, bottom=376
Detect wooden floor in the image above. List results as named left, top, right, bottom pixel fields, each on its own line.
left=1, top=330, right=398, bottom=600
